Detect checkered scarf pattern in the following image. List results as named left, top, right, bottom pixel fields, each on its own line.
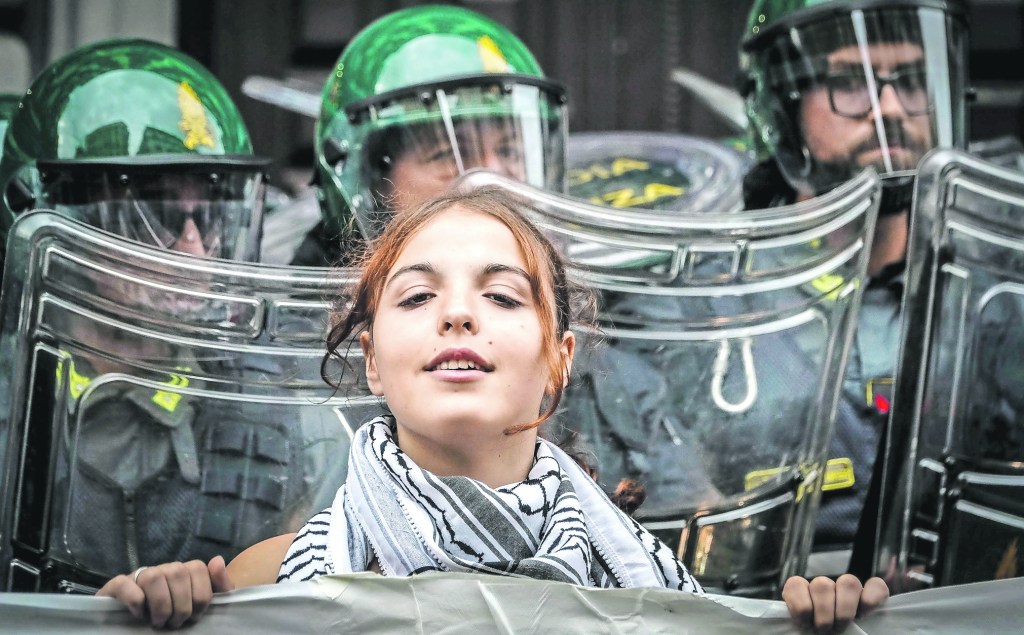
left=322, top=417, right=701, bottom=591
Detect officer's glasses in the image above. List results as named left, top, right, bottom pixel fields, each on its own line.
left=124, top=198, right=225, bottom=252
left=824, top=66, right=931, bottom=118
left=36, top=159, right=268, bottom=260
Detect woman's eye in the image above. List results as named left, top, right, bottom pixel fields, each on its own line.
left=486, top=293, right=522, bottom=309
left=398, top=292, right=433, bottom=308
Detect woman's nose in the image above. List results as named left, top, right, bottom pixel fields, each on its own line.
left=438, top=295, right=478, bottom=335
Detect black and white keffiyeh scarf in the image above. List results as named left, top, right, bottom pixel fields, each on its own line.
left=280, top=417, right=701, bottom=592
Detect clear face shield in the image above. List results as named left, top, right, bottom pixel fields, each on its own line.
left=326, top=75, right=567, bottom=238
left=34, top=156, right=270, bottom=262
left=750, top=5, right=968, bottom=198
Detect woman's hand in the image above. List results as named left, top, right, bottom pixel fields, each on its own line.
left=96, top=555, right=235, bottom=629
left=782, top=574, right=889, bottom=632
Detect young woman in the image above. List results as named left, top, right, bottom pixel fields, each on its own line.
left=98, top=187, right=888, bottom=630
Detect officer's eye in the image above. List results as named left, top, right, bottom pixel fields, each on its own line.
left=826, top=72, right=866, bottom=93
left=496, top=144, right=522, bottom=161
left=423, top=144, right=455, bottom=163
left=895, top=69, right=927, bottom=92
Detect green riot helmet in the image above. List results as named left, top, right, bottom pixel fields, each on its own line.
left=739, top=0, right=970, bottom=202
left=0, top=38, right=269, bottom=262
left=316, top=4, right=568, bottom=241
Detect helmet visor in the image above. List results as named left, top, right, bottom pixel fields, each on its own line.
left=326, top=75, right=566, bottom=238
left=747, top=5, right=967, bottom=193
left=35, top=156, right=269, bottom=261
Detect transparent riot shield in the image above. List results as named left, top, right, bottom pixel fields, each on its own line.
left=566, top=132, right=751, bottom=213
left=968, top=136, right=1024, bottom=173
left=873, top=148, right=1024, bottom=593
left=454, top=168, right=880, bottom=597
left=0, top=211, right=374, bottom=592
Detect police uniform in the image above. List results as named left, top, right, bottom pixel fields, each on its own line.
left=809, top=271, right=903, bottom=575
left=52, top=355, right=310, bottom=577
left=743, top=161, right=901, bottom=566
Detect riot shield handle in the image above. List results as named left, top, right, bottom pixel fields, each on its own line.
left=711, top=337, right=757, bottom=414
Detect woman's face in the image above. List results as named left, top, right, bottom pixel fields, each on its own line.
left=360, top=206, right=573, bottom=471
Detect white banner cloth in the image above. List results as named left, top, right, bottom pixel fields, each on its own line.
left=1, top=573, right=1022, bottom=634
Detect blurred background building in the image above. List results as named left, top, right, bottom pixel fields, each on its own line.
left=2, top=0, right=1022, bottom=194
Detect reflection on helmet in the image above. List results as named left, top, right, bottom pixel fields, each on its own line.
left=315, top=5, right=567, bottom=242
left=0, top=38, right=268, bottom=262
left=0, top=94, right=19, bottom=166
left=739, top=0, right=970, bottom=195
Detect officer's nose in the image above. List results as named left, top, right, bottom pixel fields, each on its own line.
left=171, top=216, right=206, bottom=256
left=479, top=147, right=523, bottom=180
left=876, top=81, right=908, bottom=119
left=481, top=148, right=507, bottom=172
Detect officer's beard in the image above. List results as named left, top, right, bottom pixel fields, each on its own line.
left=849, top=119, right=930, bottom=173
left=810, top=119, right=929, bottom=216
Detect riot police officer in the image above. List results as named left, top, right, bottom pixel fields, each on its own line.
left=0, top=39, right=310, bottom=587
left=0, top=40, right=269, bottom=265
left=738, top=0, right=972, bottom=575
left=292, top=4, right=568, bottom=266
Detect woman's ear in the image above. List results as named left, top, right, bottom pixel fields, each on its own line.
left=360, top=330, right=384, bottom=396
left=560, top=330, right=576, bottom=388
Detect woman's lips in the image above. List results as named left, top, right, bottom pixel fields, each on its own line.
left=425, top=347, right=493, bottom=372
left=428, top=368, right=490, bottom=383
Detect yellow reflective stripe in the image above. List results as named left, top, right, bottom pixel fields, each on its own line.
left=810, top=273, right=846, bottom=301
left=744, top=466, right=785, bottom=491
left=55, top=360, right=192, bottom=411
left=151, top=392, right=182, bottom=411
left=68, top=364, right=92, bottom=400
left=822, top=457, right=856, bottom=491
left=152, top=370, right=191, bottom=412
left=744, top=457, right=855, bottom=494
left=59, top=360, right=93, bottom=400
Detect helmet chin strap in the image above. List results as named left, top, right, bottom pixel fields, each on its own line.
left=806, top=152, right=915, bottom=217
left=4, top=175, right=36, bottom=213
left=878, top=176, right=915, bottom=217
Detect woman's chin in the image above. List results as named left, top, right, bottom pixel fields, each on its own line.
left=397, top=404, right=529, bottom=437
